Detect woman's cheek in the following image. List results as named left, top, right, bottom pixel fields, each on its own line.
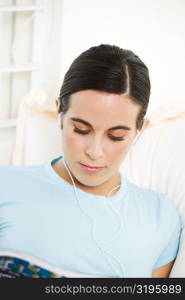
left=108, top=142, right=130, bottom=163
left=66, top=133, right=84, bottom=152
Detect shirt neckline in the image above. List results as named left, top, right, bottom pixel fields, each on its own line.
left=44, top=156, right=128, bottom=203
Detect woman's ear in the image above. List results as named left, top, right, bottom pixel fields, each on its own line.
left=55, top=99, right=63, bottom=129
left=140, top=117, right=150, bottom=132
left=132, top=117, right=150, bottom=146
left=55, top=98, right=60, bottom=113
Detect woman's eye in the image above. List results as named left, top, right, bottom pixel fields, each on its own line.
left=73, top=127, right=125, bottom=141
left=74, top=127, right=90, bottom=135
left=108, top=135, right=125, bottom=141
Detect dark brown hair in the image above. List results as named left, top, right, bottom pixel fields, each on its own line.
left=58, top=44, right=151, bottom=130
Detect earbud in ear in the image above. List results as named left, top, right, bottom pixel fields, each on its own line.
left=57, top=113, right=63, bottom=129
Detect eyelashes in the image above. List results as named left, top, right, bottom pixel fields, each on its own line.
left=74, top=128, right=89, bottom=135
left=73, top=127, right=125, bottom=141
left=108, top=135, right=125, bottom=141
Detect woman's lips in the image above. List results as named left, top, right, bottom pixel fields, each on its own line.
left=79, top=163, right=105, bottom=174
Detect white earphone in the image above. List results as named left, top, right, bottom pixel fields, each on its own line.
left=131, top=130, right=141, bottom=145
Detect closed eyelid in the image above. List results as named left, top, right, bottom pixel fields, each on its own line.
left=74, top=125, right=90, bottom=132
left=108, top=133, right=125, bottom=139
left=109, top=129, right=126, bottom=135
left=71, top=118, right=131, bottom=131
left=74, top=127, right=125, bottom=139
left=73, top=124, right=126, bottom=136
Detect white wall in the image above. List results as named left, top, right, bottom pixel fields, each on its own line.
left=59, top=0, right=185, bottom=114
left=0, top=0, right=63, bottom=164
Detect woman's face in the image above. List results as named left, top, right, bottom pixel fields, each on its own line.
left=60, top=89, right=141, bottom=188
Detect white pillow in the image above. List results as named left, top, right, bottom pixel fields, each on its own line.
left=12, top=91, right=62, bottom=165
left=121, top=117, right=185, bottom=221
left=24, top=112, right=62, bottom=165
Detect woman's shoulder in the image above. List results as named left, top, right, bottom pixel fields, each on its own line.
left=0, top=163, right=46, bottom=182
left=124, top=175, right=181, bottom=229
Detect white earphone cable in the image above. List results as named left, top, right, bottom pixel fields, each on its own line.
left=62, top=157, right=126, bottom=277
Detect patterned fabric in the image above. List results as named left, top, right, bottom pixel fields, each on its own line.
left=0, top=256, right=67, bottom=278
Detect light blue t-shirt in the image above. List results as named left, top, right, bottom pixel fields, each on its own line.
left=0, top=156, right=181, bottom=277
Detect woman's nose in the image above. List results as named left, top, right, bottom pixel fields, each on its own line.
left=85, top=138, right=104, bottom=160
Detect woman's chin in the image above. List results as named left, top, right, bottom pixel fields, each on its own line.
left=74, top=174, right=106, bottom=188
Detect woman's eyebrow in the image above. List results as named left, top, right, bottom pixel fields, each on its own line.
left=70, top=117, right=131, bottom=131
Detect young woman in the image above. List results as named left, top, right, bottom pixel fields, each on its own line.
left=0, top=44, right=181, bottom=278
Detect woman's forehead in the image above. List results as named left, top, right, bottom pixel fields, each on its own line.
left=68, top=90, right=140, bottom=125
